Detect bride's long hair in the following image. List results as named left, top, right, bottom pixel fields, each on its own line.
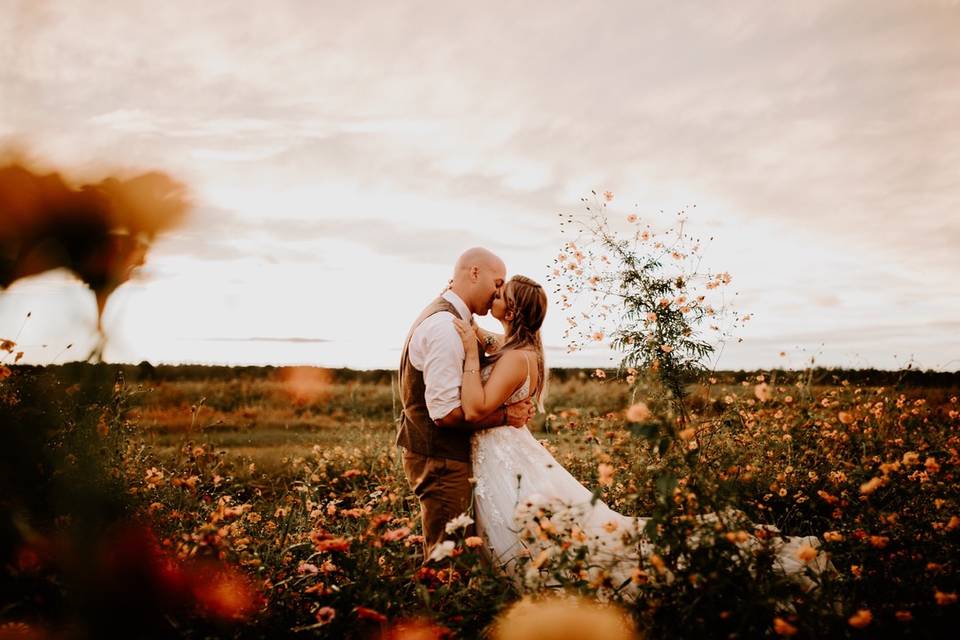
left=487, top=274, right=549, bottom=411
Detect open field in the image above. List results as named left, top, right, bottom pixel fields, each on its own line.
left=2, top=364, right=959, bottom=639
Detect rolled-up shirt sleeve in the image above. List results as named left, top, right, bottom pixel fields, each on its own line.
left=410, top=312, right=466, bottom=421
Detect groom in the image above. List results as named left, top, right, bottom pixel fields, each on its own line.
left=397, top=247, right=534, bottom=561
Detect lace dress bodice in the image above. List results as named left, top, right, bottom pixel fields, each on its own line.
left=480, top=358, right=531, bottom=406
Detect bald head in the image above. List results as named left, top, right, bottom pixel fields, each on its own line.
left=450, top=247, right=507, bottom=316
left=454, top=247, right=505, bottom=276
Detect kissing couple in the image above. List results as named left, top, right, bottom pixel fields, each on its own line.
left=396, top=247, right=832, bottom=590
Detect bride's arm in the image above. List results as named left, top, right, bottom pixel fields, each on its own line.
left=474, top=326, right=505, bottom=353
left=453, top=318, right=526, bottom=423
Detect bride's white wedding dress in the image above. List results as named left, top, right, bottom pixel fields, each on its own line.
left=470, top=361, right=833, bottom=596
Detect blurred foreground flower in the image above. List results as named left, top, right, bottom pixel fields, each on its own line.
left=0, top=622, right=46, bottom=640
left=191, top=565, right=261, bottom=620
left=489, top=595, right=638, bottom=640
left=0, top=155, right=190, bottom=342
left=772, top=617, right=798, bottom=636
left=848, top=609, right=872, bottom=629
left=380, top=618, right=451, bottom=640
left=753, top=383, right=771, bottom=402
left=278, top=366, right=333, bottom=404
left=598, top=463, right=615, bottom=487
left=625, top=402, right=652, bottom=422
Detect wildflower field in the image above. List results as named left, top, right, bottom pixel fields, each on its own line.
left=2, top=363, right=958, bottom=639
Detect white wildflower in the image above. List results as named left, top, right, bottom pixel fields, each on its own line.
left=428, top=540, right=456, bottom=562
left=444, top=513, right=475, bottom=534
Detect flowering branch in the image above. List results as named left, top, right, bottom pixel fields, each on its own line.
left=547, top=191, right=746, bottom=432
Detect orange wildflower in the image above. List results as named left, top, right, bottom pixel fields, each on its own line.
left=354, top=606, right=388, bottom=623
left=648, top=553, right=667, bottom=575
left=313, top=537, right=351, bottom=553
left=869, top=535, right=889, bottom=549
left=531, top=549, right=552, bottom=569
left=902, top=451, right=920, bottom=466
left=860, top=477, right=883, bottom=495
left=773, top=617, right=798, bottom=636
left=796, top=544, right=818, bottom=564
left=381, top=527, right=410, bottom=543
left=381, top=619, right=451, bottom=640
left=848, top=609, right=872, bottom=629
left=725, top=531, right=749, bottom=544
left=315, top=606, right=336, bottom=625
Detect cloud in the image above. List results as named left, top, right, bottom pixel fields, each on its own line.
left=745, top=319, right=960, bottom=346
left=156, top=199, right=551, bottom=267
left=186, top=336, right=331, bottom=343
left=2, top=0, right=958, bottom=368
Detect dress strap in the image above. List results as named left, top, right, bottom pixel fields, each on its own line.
left=524, top=351, right=533, bottom=395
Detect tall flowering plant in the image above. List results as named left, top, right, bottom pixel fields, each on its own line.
left=546, top=191, right=746, bottom=434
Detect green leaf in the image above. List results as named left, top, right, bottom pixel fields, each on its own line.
left=657, top=436, right=671, bottom=456
left=625, top=422, right=659, bottom=441
left=655, top=472, right=677, bottom=497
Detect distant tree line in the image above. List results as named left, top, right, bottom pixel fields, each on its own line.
left=12, top=362, right=960, bottom=389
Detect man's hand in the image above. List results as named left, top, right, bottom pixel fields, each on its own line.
left=505, top=399, right=536, bottom=429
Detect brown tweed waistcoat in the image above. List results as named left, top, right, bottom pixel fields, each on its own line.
left=395, top=297, right=473, bottom=462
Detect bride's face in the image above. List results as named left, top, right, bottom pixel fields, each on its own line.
left=491, top=284, right=514, bottom=323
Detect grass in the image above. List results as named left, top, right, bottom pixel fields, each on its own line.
left=1, top=363, right=959, bottom=639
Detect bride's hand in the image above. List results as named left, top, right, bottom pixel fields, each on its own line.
left=452, top=318, right=480, bottom=355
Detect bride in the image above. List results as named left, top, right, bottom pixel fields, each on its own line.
left=452, top=275, right=832, bottom=594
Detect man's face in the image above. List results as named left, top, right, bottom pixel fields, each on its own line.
left=477, top=262, right=506, bottom=315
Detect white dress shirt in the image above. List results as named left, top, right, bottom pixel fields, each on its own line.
left=408, top=289, right=471, bottom=421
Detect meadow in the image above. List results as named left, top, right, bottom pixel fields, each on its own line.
left=1, top=363, right=959, bottom=639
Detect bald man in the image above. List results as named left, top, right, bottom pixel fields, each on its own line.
left=396, top=247, right=534, bottom=561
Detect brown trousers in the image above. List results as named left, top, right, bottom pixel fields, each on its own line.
left=402, top=450, right=476, bottom=561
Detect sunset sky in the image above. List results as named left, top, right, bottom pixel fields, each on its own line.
left=1, top=0, right=958, bottom=371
